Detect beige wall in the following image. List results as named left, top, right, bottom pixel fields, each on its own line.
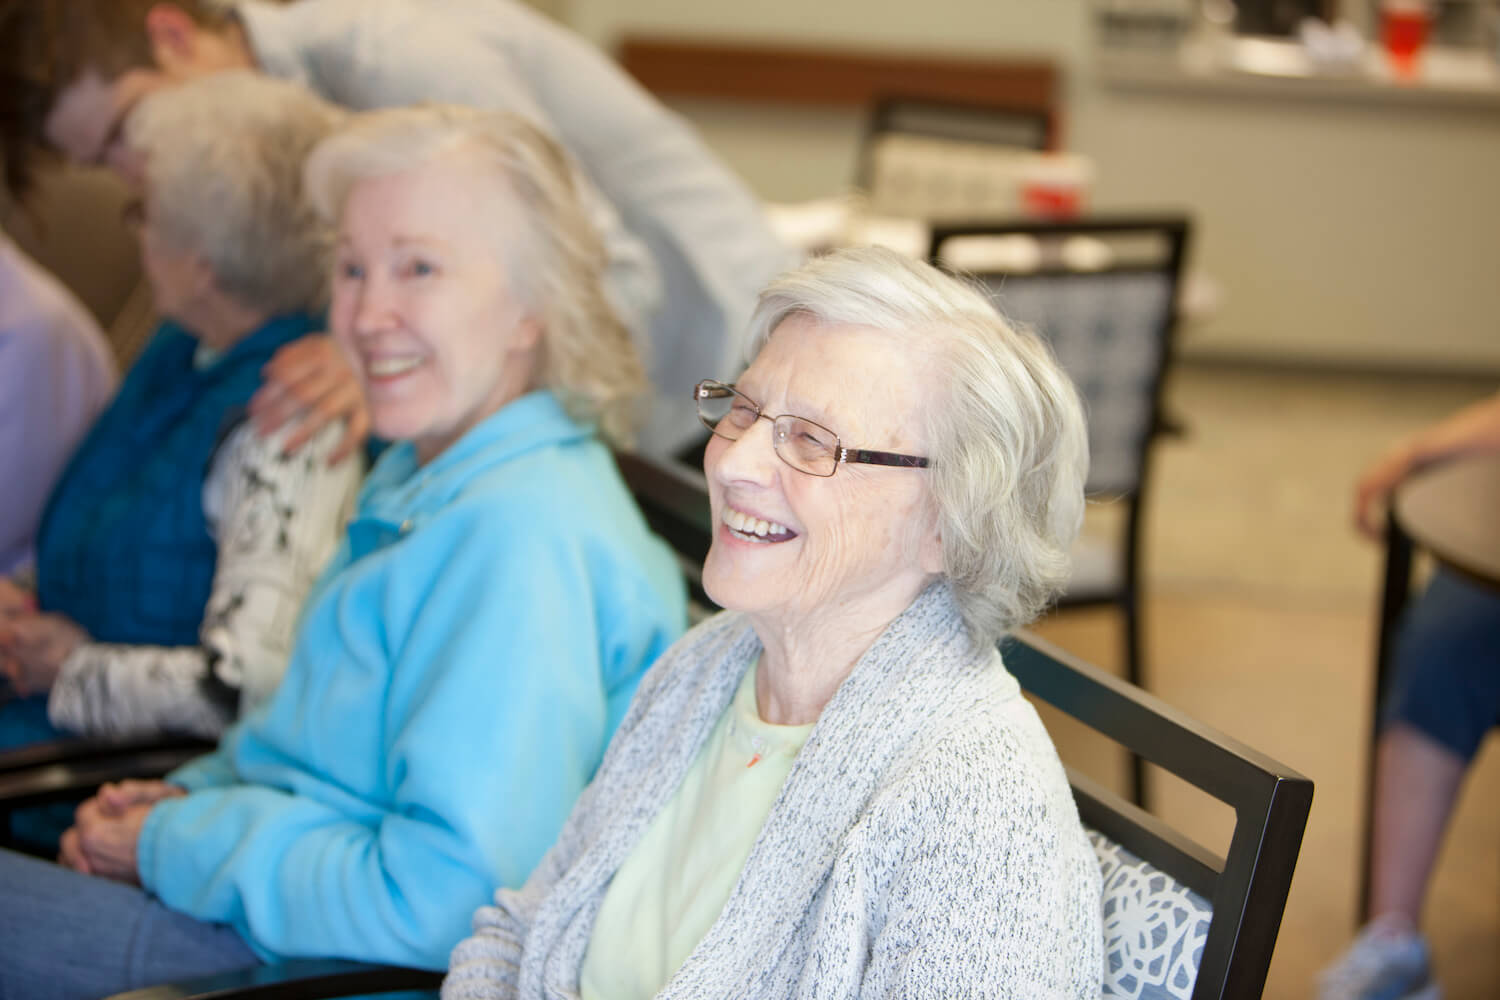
left=572, top=0, right=1500, bottom=373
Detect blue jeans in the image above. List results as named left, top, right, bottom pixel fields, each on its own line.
left=0, top=848, right=260, bottom=999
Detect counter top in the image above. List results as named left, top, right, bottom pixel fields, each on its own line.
left=1099, top=37, right=1500, bottom=110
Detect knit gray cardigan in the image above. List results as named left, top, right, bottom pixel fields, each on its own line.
left=444, top=582, right=1103, bottom=999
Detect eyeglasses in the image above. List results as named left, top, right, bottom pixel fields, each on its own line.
left=694, top=379, right=930, bottom=478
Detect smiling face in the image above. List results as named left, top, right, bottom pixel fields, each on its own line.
left=702, top=315, right=944, bottom=637
left=329, top=156, right=541, bottom=464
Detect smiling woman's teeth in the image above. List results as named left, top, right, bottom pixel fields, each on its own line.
left=368, top=357, right=424, bottom=377
left=724, top=507, right=790, bottom=541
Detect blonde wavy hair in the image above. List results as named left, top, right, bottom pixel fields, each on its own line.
left=303, top=105, right=644, bottom=446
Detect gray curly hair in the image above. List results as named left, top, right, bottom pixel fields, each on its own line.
left=743, top=246, right=1088, bottom=646
left=126, top=71, right=344, bottom=317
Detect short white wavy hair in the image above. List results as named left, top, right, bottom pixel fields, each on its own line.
left=302, top=105, right=644, bottom=447
left=125, top=70, right=343, bottom=316
left=744, top=246, right=1088, bottom=646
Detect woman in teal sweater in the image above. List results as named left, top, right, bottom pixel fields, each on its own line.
left=0, top=105, right=684, bottom=997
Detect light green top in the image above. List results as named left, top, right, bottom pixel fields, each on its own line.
left=579, top=658, right=815, bottom=1000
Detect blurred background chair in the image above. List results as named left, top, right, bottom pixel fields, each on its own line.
left=856, top=95, right=1073, bottom=224
left=855, top=94, right=1056, bottom=201
left=931, top=215, right=1192, bottom=801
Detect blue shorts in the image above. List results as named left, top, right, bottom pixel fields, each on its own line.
left=1381, top=568, right=1500, bottom=762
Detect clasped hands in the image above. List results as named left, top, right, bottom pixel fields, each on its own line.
left=59, top=779, right=187, bottom=884
left=0, top=578, right=87, bottom=698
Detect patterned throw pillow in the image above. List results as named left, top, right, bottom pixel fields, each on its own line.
left=1090, top=829, right=1214, bottom=1000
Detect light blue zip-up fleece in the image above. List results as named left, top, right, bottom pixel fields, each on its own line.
left=136, top=391, right=686, bottom=970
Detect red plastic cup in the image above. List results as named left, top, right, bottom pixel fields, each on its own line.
left=1017, top=155, right=1092, bottom=220
left=1381, top=0, right=1431, bottom=79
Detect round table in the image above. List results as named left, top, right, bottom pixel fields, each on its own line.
left=1394, top=454, right=1500, bottom=589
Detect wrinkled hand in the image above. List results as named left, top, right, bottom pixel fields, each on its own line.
left=95, top=779, right=189, bottom=814
left=249, top=334, right=369, bottom=465
left=0, top=612, right=87, bottom=696
left=59, top=793, right=163, bottom=883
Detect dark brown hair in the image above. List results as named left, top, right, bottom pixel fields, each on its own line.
left=0, top=0, right=226, bottom=197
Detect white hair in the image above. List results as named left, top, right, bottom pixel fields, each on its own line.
left=302, top=105, right=645, bottom=447
left=745, top=246, right=1089, bottom=646
left=125, top=70, right=343, bottom=316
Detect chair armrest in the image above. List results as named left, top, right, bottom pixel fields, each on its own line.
left=106, top=959, right=442, bottom=1000
left=0, top=736, right=212, bottom=810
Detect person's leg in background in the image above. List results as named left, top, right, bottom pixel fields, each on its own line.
left=0, top=847, right=260, bottom=1000
left=1319, top=568, right=1500, bottom=1000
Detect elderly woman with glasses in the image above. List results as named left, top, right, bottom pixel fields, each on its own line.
left=0, top=102, right=685, bottom=999
left=444, top=246, right=1104, bottom=1000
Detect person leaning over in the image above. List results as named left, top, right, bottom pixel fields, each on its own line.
left=0, top=0, right=795, bottom=460
left=0, top=103, right=686, bottom=999
left=444, top=246, right=1104, bottom=1000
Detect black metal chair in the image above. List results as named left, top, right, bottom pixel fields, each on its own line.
left=104, top=447, right=1311, bottom=1000
left=930, top=214, right=1191, bottom=802
left=1004, top=629, right=1312, bottom=999
left=107, top=960, right=441, bottom=1000
left=0, top=734, right=212, bottom=855
left=854, top=94, right=1057, bottom=201
left=613, top=450, right=716, bottom=618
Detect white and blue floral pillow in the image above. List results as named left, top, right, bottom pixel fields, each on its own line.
left=1090, top=829, right=1213, bottom=999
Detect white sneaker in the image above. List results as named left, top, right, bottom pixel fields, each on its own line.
left=1318, top=915, right=1442, bottom=1000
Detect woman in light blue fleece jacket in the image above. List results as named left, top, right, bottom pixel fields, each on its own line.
left=0, top=105, right=684, bottom=998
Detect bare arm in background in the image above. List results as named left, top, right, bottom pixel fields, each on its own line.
left=1353, top=392, right=1500, bottom=539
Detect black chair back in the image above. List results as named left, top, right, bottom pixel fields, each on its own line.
left=1003, top=630, right=1313, bottom=999
left=855, top=94, right=1057, bottom=195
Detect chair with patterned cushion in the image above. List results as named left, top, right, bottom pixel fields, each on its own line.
left=931, top=215, right=1190, bottom=802
left=1005, top=631, right=1312, bottom=999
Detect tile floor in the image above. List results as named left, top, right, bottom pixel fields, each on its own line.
left=1027, top=366, right=1498, bottom=999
